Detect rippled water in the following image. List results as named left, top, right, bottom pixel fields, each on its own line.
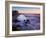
left=12, top=14, right=40, bottom=31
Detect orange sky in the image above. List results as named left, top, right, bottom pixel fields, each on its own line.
left=18, top=9, right=40, bottom=14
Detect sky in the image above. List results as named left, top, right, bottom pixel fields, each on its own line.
left=12, top=7, right=40, bottom=11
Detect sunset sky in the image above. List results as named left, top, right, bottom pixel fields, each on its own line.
left=12, top=7, right=40, bottom=14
